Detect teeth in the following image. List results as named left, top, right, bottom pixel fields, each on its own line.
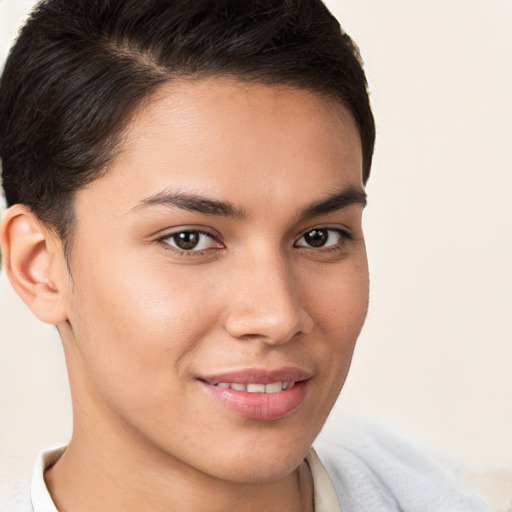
left=265, top=382, right=283, bottom=393
left=213, top=381, right=296, bottom=393
left=247, top=383, right=266, bottom=393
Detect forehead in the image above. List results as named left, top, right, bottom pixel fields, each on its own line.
left=75, top=78, right=363, bottom=216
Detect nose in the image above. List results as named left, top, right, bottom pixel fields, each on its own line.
left=223, top=255, right=314, bottom=345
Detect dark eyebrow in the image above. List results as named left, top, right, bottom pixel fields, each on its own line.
left=131, top=190, right=247, bottom=219
left=131, top=186, right=365, bottom=220
left=297, top=186, right=367, bottom=221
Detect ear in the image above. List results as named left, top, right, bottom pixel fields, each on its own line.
left=0, top=204, right=69, bottom=325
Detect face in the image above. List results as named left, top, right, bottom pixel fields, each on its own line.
left=60, top=78, right=369, bottom=483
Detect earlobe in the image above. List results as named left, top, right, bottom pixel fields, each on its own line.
left=0, top=204, right=68, bottom=325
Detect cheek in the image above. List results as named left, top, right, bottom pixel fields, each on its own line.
left=66, top=252, right=222, bottom=406
left=306, top=255, right=369, bottom=385
left=309, top=254, right=369, bottom=335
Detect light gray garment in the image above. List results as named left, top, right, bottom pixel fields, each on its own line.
left=314, top=418, right=489, bottom=512
left=1, top=418, right=489, bottom=512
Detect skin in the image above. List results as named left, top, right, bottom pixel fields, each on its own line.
left=1, top=78, right=369, bottom=511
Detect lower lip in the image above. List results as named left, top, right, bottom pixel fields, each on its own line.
left=201, top=381, right=309, bottom=421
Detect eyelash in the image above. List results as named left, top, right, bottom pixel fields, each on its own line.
left=294, top=227, right=353, bottom=251
left=157, top=229, right=221, bottom=257
left=156, top=227, right=353, bottom=257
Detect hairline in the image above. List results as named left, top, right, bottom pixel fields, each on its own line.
left=56, top=73, right=367, bottom=267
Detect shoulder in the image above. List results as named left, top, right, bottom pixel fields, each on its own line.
left=0, top=446, right=64, bottom=512
left=313, top=417, right=489, bottom=512
left=0, top=473, right=33, bottom=512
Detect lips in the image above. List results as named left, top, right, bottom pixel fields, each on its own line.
left=199, top=367, right=311, bottom=421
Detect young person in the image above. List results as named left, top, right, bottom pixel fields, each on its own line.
left=0, top=0, right=489, bottom=510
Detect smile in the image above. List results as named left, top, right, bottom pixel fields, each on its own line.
left=199, top=367, right=311, bottom=421
left=212, top=381, right=296, bottom=393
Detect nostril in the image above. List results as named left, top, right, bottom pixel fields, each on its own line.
left=224, top=306, right=313, bottom=345
left=222, top=262, right=314, bottom=343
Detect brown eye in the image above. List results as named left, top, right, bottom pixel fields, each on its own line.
left=295, top=228, right=349, bottom=249
left=162, top=230, right=218, bottom=252
left=172, top=231, right=200, bottom=250
left=303, top=229, right=328, bottom=247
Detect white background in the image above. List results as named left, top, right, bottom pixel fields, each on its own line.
left=1, top=0, right=511, bottom=509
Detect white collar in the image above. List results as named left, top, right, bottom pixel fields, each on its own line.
left=307, top=447, right=343, bottom=511
left=31, top=447, right=64, bottom=512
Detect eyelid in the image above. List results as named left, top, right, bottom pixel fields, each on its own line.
left=153, top=224, right=354, bottom=256
left=155, top=225, right=221, bottom=240
left=156, top=226, right=224, bottom=254
left=294, top=226, right=353, bottom=250
left=295, top=226, right=352, bottom=241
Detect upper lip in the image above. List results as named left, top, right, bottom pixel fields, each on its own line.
left=200, top=367, right=312, bottom=385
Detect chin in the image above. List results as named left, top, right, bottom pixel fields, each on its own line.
left=209, top=453, right=307, bottom=484
left=191, top=426, right=316, bottom=484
